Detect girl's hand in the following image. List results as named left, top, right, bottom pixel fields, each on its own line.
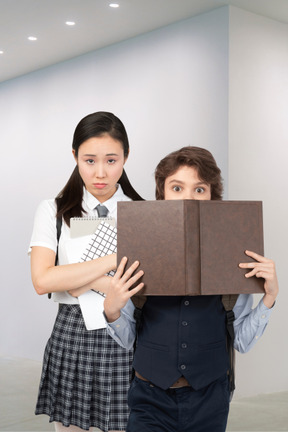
left=239, top=250, right=279, bottom=308
left=104, top=257, right=144, bottom=322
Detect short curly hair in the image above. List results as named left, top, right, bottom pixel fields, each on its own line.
left=155, top=146, right=223, bottom=200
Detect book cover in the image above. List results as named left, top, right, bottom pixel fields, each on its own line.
left=117, top=200, right=264, bottom=295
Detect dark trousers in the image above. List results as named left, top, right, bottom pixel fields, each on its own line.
left=127, top=374, right=230, bottom=432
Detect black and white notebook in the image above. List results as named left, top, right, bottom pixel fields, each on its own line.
left=77, top=221, right=117, bottom=330
left=79, top=221, right=117, bottom=276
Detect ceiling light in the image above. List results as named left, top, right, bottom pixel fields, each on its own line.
left=0, top=51, right=4, bottom=54
left=109, top=3, right=119, bottom=8
left=28, top=36, right=37, bottom=41
left=66, top=21, right=75, bottom=26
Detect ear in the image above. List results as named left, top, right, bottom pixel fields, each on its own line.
left=72, top=149, right=77, bottom=163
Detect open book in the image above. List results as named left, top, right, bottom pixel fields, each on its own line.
left=117, top=200, right=264, bottom=296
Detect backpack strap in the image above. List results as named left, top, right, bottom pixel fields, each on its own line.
left=131, top=295, right=147, bottom=309
left=129, top=295, right=147, bottom=380
left=132, top=295, right=147, bottom=341
left=48, top=216, right=62, bottom=299
left=226, top=309, right=236, bottom=396
left=222, top=294, right=239, bottom=398
left=222, top=294, right=238, bottom=311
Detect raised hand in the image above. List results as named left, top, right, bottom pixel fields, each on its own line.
left=104, top=257, right=144, bottom=322
left=239, top=250, right=279, bottom=308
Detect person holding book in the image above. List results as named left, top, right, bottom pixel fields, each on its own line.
left=29, top=111, right=143, bottom=432
left=103, top=146, right=279, bottom=432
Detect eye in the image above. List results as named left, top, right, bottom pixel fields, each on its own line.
left=86, top=159, right=95, bottom=165
left=107, top=159, right=116, bottom=164
left=196, top=187, right=205, bottom=194
left=172, top=185, right=182, bottom=192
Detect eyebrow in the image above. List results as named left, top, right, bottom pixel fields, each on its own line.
left=82, top=153, right=119, bottom=157
left=167, top=179, right=207, bottom=186
left=167, top=179, right=185, bottom=185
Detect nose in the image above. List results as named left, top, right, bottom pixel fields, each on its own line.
left=95, top=163, right=106, bottom=178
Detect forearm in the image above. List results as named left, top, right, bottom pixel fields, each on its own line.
left=37, top=259, right=114, bottom=294
left=31, top=247, right=116, bottom=295
left=262, top=292, right=277, bottom=309
left=233, top=296, right=272, bottom=353
left=235, top=251, right=278, bottom=352
left=68, top=275, right=111, bottom=297
left=104, top=304, right=122, bottom=323
left=105, top=300, right=136, bottom=350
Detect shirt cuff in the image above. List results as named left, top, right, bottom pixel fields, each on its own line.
left=253, top=298, right=273, bottom=325
left=103, top=311, right=128, bottom=334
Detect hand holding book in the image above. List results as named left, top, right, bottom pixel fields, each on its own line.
left=104, top=257, right=144, bottom=322
left=239, top=250, right=278, bottom=308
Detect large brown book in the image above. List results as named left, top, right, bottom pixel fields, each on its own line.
left=117, top=200, right=264, bottom=295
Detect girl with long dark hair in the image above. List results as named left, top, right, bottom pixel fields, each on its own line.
left=29, top=111, right=143, bottom=432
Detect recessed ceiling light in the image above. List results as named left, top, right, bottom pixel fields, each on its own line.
left=66, top=21, right=75, bottom=26
left=28, top=36, right=37, bottom=41
left=0, top=50, right=4, bottom=54
left=109, top=3, right=119, bottom=8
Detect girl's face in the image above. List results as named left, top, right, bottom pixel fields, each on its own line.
left=164, top=165, right=211, bottom=200
left=73, top=134, right=127, bottom=202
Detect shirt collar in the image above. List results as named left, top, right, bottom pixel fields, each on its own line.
left=83, top=185, right=126, bottom=213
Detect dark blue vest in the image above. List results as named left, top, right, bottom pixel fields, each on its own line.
left=133, top=296, right=229, bottom=390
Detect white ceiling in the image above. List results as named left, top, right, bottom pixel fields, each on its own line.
left=1, top=0, right=288, bottom=84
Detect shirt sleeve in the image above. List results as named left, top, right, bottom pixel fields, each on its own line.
left=233, top=294, right=273, bottom=353
left=104, top=299, right=136, bottom=350
left=28, top=200, right=57, bottom=254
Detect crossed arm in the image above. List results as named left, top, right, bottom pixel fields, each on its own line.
left=30, top=246, right=117, bottom=296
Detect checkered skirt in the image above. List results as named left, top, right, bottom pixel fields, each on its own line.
left=35, top=304, right=133, bottom=431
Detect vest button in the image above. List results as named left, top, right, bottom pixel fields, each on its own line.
left=182, top=321, right=188, bottom=326
left=180, top=364, right=186, bottom=370
left=184, top=300, right=190, bottom=306
left=181, top=343, right=187, bottom=349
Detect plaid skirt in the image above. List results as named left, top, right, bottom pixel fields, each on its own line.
left=35, top=304, right=133, bottom=431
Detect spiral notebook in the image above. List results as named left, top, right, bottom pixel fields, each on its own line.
left=70, top=216, right=116, bottom=238
left=77, top=221, right=117, bottom=330
left=79, top=221, right=117, bottom=276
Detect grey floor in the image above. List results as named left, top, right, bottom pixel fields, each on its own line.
left=0, top=356, right=287, bottom=432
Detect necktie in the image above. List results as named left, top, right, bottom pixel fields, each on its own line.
left=96, top=204, right=109, bottom=217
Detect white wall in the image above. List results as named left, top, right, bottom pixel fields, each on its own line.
left=229, top=7, right=288, bottom=397
left=0, top=7, right=228, bottom=360
left=1, top=4, right=286, bottom=399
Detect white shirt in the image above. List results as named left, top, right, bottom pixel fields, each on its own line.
left=29, top=185, right=131, bottom=304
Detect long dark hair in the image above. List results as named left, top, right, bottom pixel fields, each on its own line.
left=155, top=146, right=223, bottom=200
left=56, top=111, right=143, bottom=225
